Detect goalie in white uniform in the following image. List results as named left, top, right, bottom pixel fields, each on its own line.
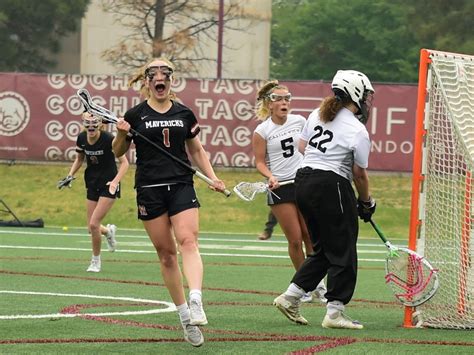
left=274, top=70, right=376, bottom=329
left=253, top=80, right=326, bottom=302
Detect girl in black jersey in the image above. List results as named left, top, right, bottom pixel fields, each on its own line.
left=113, top=57, right=226, bottom=347
left=59, top=112, right=129, bottom=273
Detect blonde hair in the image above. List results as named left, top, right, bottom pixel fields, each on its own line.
left=129, top=57, right=178, bottom=101
left=254, top=80, right=288, bottom=121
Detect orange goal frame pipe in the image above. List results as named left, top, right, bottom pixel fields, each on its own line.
left=459, top=172, right=472, bottom=316
left=405, top=48, right=430, bottom=328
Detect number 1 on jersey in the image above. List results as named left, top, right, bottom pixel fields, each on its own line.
left=162, top=128, right=170, bottom=147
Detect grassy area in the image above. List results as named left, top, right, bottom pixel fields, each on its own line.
left=0, top=163, right=411, bottom=239
left=1, top=227, right=472, bottom=353
left=2, top=164, right=472, bottom=353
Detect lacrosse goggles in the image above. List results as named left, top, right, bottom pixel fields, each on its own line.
left=268, top=92, right=292, bottom=102
left=82, top=115, right=102, bottom=130
left=145, top=66, right=174, bottom=81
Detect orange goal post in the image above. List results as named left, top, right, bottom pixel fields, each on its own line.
left=408, top=49, right=474, bottom=329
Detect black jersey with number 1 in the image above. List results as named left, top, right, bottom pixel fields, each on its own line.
left=124, top=100, right=201, bottom=188
left=76, top=131, right=118, bottom=189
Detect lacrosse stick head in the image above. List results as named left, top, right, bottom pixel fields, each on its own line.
left=384, top=247, right=439, bottom=307
left=76, top=89, right=118, bottom=124
left=57, top=176, right=75, bottom=190
left=233, top=182, right=268, bottom=202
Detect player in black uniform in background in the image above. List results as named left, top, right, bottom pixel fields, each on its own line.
left=58, top=112, right=129, bottom=273
left=112, top=57, right=226, bottom=347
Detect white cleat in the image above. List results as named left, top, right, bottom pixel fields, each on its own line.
left=322, top=312, right=363, bottom=329
left=183, top=323, right=204, bottom=347
left=86, top=259, right=101, bottom=273
left=189, top=299, right=208, bottom=326
left=106, top=224, right=117, bottom=252
left=301, top=284, right=328, bottom=304
left=273, top=294, right=308, bottom=325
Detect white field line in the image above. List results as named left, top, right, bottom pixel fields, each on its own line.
left=0, top=290, right=176, bottom=320
left=0, top=229, right=399, bottom=248
left=0, top=229, right=408, bottom=242
left=0, top=229, right=389, bottom=261
left=0, top=244, right=386, bottom=262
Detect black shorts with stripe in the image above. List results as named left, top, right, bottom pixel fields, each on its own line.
left=136, top=183, right=200, bottom=220
left=267, top=182, right=296, bottom=205
left=87, top=184, right=121, bottom=201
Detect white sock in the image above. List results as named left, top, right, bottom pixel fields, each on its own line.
left=189, top=289, right=202, bottom=302
left=176, top=303, right=190, bottom=326
left=285, top=283, right=306, bottom=298
left=326, top=300, right=344, bottom=316
left=92, top=255, right=100, bottom=262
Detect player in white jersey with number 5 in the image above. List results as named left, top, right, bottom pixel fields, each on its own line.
left=253, top=80, right=326, bottom=302
left=274, top=70, right=376, bottom=329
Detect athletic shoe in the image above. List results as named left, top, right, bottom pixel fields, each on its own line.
left=105, top=224, right=117, bottom=252
left=183, top=323, right=204, bottom=347
left=301, top=285, right=328, bottom=304
left=258, top=231, right=272, bottom=240
left=314, top=283, right=328, bottom=303
left=86, top=259, right=101, bottom=273
left=273, top=294, right=308, bottom=325
left=189, top=299, right=208, bottom=325
left=301, top=291, right=314, bottom=303
left=322, top=311, right=363, bottom=329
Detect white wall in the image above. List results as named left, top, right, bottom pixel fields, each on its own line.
left=53, top=0, right=271, bottom=79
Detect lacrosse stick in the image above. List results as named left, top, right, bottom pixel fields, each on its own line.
left=369, top=219, right=439, bottom=307
left=233, top=180, right=294, bottom=202
left=57, top=175, right=75, bottom=190
left=77, top=89, right=231, bottom=197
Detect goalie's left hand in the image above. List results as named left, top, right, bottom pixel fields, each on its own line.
left=357, top=196, right=376, bottom=222
left=57, top=175, right=75, bottom=190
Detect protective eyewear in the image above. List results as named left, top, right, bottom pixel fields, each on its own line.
left=82, top=117, right=101, bottom=129
left=268, top=93, right=292, bottom=102
left=145, top=66, right=173, bottom=80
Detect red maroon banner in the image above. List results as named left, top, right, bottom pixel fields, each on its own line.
left=0, top=73, right=417, bottom=171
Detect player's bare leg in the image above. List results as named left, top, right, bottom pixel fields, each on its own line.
left=172, top=208, right=207, bottom=325
left=144, top=215, right=204, bottom=345
left=272, top=203, right=309, bottom=270
left=144, top=215, right=187, bottom=305
left=86, top=197, right=115, bottom=272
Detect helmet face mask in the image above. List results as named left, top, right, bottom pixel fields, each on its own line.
left=331, top=70, right=375, bottom=124
left=358, top=90, right=374, bottom=124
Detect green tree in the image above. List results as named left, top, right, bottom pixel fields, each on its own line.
left=0, top=0, right=90, bottom=72
left=401, top=0, right=474, bottom=55
left=271, top=0, right=421, bottom=82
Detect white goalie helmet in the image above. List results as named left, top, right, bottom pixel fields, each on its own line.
left=331, top=70, right=374, bottom=108
left=331, top=70, right=375, bottom=124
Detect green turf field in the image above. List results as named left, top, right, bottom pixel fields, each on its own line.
left=1, top=226, right=473, bottom=354
left=1, top=164, right=472, bottom=353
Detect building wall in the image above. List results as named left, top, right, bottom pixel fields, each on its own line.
left=52, top=0, right=271, bottom=79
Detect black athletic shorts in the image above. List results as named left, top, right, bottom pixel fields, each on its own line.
left=267, top=182, right=296, bottom=205
left=136, top=183, right=200, bottom=220
left=87, top=184, right=121, bottom=201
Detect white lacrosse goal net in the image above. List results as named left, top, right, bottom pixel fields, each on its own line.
left=409, top=49, right=474, bottom=329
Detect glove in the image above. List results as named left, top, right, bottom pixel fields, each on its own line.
left=57, top=175, right=75, bottom=190
left=357, top=196, right=376, bottom=222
